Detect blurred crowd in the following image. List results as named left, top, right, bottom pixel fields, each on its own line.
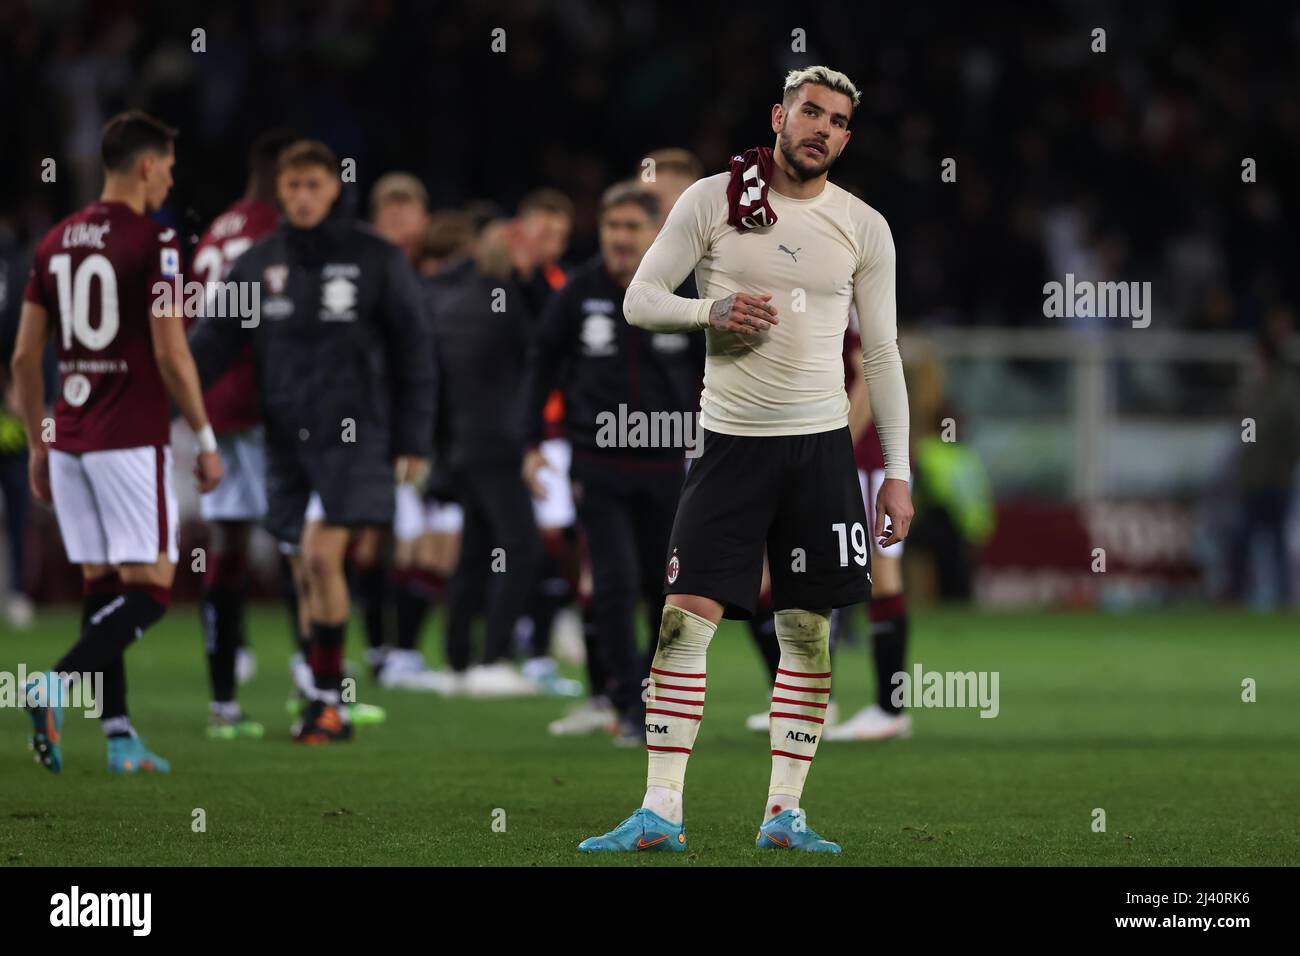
left=1, top=0, right=1298, bottom=334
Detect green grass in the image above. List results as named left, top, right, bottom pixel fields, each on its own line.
left=2, top=606, right=1298, bottom=866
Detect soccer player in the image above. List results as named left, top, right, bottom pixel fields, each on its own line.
left=579, top=66, right=912, bottom=853
left=363, top=172, right=435, bottom=688
left=12, top=110, right=223, bottom=773
left=190, top=140, right=435, bottom=742
left=382, top=211, right=478, bottom=690
left=425, top=217, right=544, bottom=697
left=190, top=129, right=295, bottom=739
left=640, top=148, right=704, bottom=222
left=510, top=190, right=582, bottom=695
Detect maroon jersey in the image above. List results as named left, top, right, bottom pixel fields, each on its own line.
left=190, top=197, right=278, bottom=434
left=23, top=200, right=181, bottom=454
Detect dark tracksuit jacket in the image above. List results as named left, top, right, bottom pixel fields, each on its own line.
left=190, top=213, right=435, bottom=543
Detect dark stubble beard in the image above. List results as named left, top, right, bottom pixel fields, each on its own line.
left=778, top=125, right=835, bottom=181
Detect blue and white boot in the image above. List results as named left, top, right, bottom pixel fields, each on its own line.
left=578, top=808, right=687, bottom=853
left=24, top=673, right=64, bottom=773
left=756, top=808, right=841, bottom=853
left=107, top=735, right=172, bottom=774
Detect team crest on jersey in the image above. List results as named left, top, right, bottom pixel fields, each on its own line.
left=580, top=313, right=616, bottom=356
left=263, top=265, right=288, bottom=295
left=63, top=373, right=91, bottom=408
left=160, top=247, right=179, bottom=278
left=321, top=275, right=358, bottom=320
left=666, top=549, right=680, bottom=585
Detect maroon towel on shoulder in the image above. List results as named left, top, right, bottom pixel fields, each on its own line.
left=727, top=146, right=777, bottom=232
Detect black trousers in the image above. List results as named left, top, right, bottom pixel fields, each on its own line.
left=573, top=454, right=684, bottom=719
left=0, top=450, right=28, bottom=593
left=445, top=462, right=541, bottom=671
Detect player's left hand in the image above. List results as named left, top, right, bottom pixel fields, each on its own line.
left=394, top=455, right=429, bottom=488
left=874, top=477, right=913, bottom=548
left=195, top=450, right=224, bottom=494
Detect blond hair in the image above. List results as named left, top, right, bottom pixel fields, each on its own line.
left=782, top=66, right=861, bottom=108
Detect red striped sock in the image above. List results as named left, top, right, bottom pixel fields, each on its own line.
left=644, top=605, right=715, bottom=793
left=768, top=610, right=832, bottom=802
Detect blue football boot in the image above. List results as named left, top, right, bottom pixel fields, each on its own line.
left=24, top=673, right=64, bottom=773
left=756, top=808, right=841, bottom=853
left=578, top=808, right=687, bottom=853
left=107, top=736, right=172, bottom=774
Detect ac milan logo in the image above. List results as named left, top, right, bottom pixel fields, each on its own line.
left=666, top=551, right=680, bottom=585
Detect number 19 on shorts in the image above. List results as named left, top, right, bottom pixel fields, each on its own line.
left=832, top=522, right=868, bottom=567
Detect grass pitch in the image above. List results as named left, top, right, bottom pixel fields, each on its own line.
left=2, top=606, right=1297, bottom=866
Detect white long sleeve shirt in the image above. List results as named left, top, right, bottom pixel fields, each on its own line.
left=624, top=172, right=910, bottom=480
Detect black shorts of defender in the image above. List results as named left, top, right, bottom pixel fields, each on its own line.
left=664, top=427, right=872, bottom=619
left=263, top=441, right=395, bottom=546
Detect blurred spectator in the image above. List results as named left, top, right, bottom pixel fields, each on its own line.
left=0, top=223, right=33, bottom=626
left=909, top=402, right=996, bottom=601
left=7, top=1, right=1293, bottom=333
left=1229, top=334, right=1300, bottom=606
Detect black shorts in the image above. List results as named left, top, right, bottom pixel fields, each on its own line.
left=664, top=427, right=872, bottom=619
left=264, top=440, right=395, bottom=545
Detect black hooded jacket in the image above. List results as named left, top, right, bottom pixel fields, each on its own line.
left=190, top=213, right=435, bottom=463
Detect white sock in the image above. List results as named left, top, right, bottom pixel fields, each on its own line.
left=766, top=609, right=832, bottom=816
left=644, top=605, right=715, bottom=807
left=210, top=700, right=241, bottom=721
left=765, top=793, right=800, bottom=822
left=642, top=786, right=684, bottom=824
left=102, top=716, right=136, bottom=738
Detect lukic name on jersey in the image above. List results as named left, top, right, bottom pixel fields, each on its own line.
left=61, top=221, right=110, bottom=249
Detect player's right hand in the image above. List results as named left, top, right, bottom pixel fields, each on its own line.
left=195, top=449, right=224, bottom=494
left=29, top=447, right=51, bottom=503
left=522, top=447, right=551, bottom=500
left=708, top=292, right=779, bottom=334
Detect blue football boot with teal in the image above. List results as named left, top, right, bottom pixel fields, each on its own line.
left=107, top=736, right=171, bottom=774
left=578, top=808, right=687, bottom=853
left=24, top=673, right=64, bottom=773
left=756, top=808, right=841, bottom=853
